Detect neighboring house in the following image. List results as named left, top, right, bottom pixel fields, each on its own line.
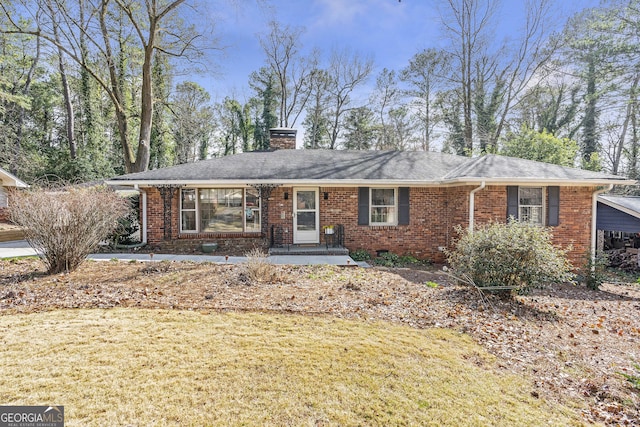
left=106, top=129, right=635, bottom=266
left=0, top=167, right=28, bottom=222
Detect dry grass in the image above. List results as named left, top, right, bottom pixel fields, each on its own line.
left=242, top=248, right=282, bottom=283
left=0, top=309, right=579, bottom=426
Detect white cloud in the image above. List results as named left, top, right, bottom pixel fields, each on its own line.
left=313, top=0, right=368, bottom=26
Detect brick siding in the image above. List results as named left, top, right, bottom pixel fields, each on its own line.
left=143, top=184, right=596, bottom=266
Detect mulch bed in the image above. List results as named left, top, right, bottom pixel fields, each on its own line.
left=1, top=258, right=639, bottom=424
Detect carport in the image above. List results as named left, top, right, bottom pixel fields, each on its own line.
left=597, top=195, right=640, bottom=249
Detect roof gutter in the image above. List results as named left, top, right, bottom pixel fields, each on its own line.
left=469, top=181, right=486, bottom=233
left=591, top=184, right=614, bottom=268
left=104, top=177, right=636, bottom=188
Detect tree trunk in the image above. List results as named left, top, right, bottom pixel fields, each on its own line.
left=47, top=0, right=77, bottom=160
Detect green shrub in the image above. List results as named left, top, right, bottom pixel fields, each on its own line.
left=349, top=249, right=372, bottom=261
left=446, top=221, right=574, bottom=295
left=108, top=194, right=140, bottom=245
left=374, top=251, right=400, bottom=267
left=580, top=251, right=608, bottom=290
left=619, top=363, right=640, bottom=390
left=373, top=252, right=430, bottom=267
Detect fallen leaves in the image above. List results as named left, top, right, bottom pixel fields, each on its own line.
left=0, top=259, right=639, bottom=424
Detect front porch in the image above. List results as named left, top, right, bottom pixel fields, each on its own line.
left=269, top=224, right=349, bottom=256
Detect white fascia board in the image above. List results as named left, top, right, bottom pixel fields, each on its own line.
left=105, top=177, right=638, bottom=188
left=0, top=169, right=28, bottom=188
left=105, top=179, right=447, bottom=187
left=441, top=177, right=638, bottom=186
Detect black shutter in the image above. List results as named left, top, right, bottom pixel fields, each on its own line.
left=548, top=186, right=560, bottom=226
left=358, top=187, right=369, bottom=225
left=398, top=187, right=410, bottom=225
left=507, top=186, right=519, bottom=221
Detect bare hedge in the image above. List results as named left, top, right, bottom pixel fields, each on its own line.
left=10, top=186, right=130, bottom=274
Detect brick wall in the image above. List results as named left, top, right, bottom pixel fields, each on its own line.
left=143, top=184, right=597, bottom=266
left=473, top=185, right=596, bottom=267
left=145, top=187, right=267, bottom=254
left=265, top=186, right=471, bottom=263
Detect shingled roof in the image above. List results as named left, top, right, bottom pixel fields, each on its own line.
left=107, top=150, right=633, bottom=186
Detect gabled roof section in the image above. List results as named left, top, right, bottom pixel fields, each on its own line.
left=107, top=150, right=636, bottom=186
left=108, top=150, right=468, bottom=184
left=0, top=167, right=28, bottom=188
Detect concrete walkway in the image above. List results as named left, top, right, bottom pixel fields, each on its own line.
left=0, top=240, right=357, bottom=266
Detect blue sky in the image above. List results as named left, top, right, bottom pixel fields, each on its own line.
left=194, top=0, right=600, bottom=104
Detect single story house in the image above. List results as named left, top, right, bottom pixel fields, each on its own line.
left=0, top=167, right=28, bottom=222
left=106, top=129, right=635, bottom=266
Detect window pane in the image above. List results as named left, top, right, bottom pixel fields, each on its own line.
left=520, top=206, right=543, bottom=225
left=519, top=187, right=542, bottom=206
left=297, top=211, right=316, bottom=231
left=372, top=189, right=394, bottom=206
left=181, top=211, right=196, bottom=231
left=200, top=189, right=243, bottom=232
left=371, top=206, right=396, bottom=224
left=245, top=188, right=261, bottom=232
left=297, top=191, right=315, bottom=210
left=182, top=189, right=196, bottom=210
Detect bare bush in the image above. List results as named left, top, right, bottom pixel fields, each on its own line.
left=10, top=186, right=130, bottom=274
left=242, top=248, right=282, bottom=284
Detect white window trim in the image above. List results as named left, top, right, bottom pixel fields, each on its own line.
left=179, top=188, right=261, bottom=234
left=0, top=187, right=7, bottom=208
left=243, top=188, right=261, bottom=233
left=518, top=186, right=546, bottom=226
left=370, top=187, right=397, bottom=226
left=180, top=188, right=198, bottom=233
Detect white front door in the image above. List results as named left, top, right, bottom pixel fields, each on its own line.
left=293, top=188, right=319, bottom=244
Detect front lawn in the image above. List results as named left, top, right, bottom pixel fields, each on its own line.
left=0, top=309, right=578, bottom=426
left=1, top=258, right=639, bottom=424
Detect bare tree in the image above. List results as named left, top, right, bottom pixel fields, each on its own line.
left=1, top=0, right=205, bottom=173
left=258, top=21, right=317, bottom=128
left=371, top=68, right=402, bottom=149
left=439, top=0, right=555, bottom=153
left=401, top=48, right=452, bottom=151
left=325, top=48, right=373, bottom=149
left=44, top=0, right=76, bottom=159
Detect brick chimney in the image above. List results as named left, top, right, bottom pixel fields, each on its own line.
left=269, top=128, right=297, bottom=150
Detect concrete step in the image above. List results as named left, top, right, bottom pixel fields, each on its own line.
left=269, top=245, right=349, bottom=256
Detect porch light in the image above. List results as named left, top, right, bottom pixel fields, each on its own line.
left=284, top=192, right=289, bottom=200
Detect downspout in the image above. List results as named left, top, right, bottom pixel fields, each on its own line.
left=591, top=184, right=613, bottom=266
left=469, top=181, right=486, bottom=233
left=135, top=184, right=148, bottom=245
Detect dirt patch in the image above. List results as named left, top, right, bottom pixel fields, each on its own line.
left=0, top=258, right=638, bottom=424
